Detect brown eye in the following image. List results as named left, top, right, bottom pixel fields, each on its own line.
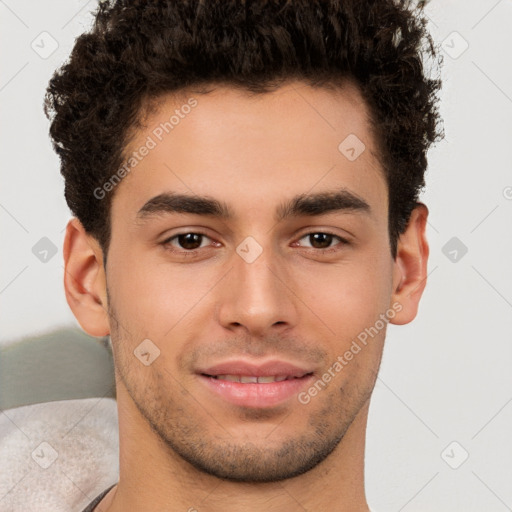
left=308, top=233, right=334, bottom=249
left=295, top=231, right=349, bottom=253
left=177, top=233, right=203, bottom=249
left=165, top=232, right=211, bottom=251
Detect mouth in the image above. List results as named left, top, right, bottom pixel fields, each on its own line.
left=196, top=360, right=315, bottom=408
left=203, top=373, right=312, bottom=383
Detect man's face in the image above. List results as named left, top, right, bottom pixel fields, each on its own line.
left=105, top=81, right=396, bottom=482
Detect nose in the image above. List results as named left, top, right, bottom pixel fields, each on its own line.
left=216, top=241, right=299, bottom=337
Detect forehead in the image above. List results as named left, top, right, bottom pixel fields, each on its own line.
left=111, top=80, right=387, bottom=223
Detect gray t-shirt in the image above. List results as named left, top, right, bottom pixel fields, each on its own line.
left=81, top=483, right=117, bottom=512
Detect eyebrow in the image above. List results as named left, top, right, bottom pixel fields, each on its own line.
left=136, top=189, right=371, bottom=222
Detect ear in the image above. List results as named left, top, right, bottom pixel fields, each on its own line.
left=63, top=218, right=110, bottom=336
left=389, top=203, right=429, bottom=325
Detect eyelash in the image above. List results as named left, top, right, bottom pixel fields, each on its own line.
left=161, top=231, right=349, bottom=256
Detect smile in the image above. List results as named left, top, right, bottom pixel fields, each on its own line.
left=198, top=373, right=314, bottom=408
left=207, top=374, right=310, bottom=383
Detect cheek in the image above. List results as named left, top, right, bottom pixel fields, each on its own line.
left=293, top=255, right=393, bottom=335
left=107, top=249, right=218, bottom=339
left=107, top=234, right=394, bottom=347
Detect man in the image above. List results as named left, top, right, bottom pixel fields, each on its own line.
left=44, top=0, right=443, bottom=510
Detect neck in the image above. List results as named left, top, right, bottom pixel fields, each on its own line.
left=105, top=382, right=371, bottom=512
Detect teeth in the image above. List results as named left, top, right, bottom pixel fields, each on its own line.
left=218, top=374, right=239, bottom=382
left=240, top=375, right=258, bottom=383
left=257, top=376, right=277, bottom=383
left=213, top=375, right=292, bottom=383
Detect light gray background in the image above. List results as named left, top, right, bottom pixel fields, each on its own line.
left=1, top=1, right=511, bottom=511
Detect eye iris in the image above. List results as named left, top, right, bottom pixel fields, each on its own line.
left=178, top=233, right=202, bottom=249
left=175, top=233, right=336, bottom=250
left=309, top=233, right=333, bottom=249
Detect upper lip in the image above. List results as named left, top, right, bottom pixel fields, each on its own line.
left=198, top=359, right=313, bottom=378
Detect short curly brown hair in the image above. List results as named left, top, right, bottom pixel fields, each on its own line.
left=45, top=0, right=443, bottom=259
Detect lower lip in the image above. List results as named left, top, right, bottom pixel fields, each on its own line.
left=198, top=374, right=315, bottom=408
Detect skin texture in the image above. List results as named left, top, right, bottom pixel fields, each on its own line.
left=64, top=80, right=429, bottom=512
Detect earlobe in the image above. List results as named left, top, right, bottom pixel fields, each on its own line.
left=63, top=218, right=110, bottom=337
left=389, top=203, right=429, bottom=326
